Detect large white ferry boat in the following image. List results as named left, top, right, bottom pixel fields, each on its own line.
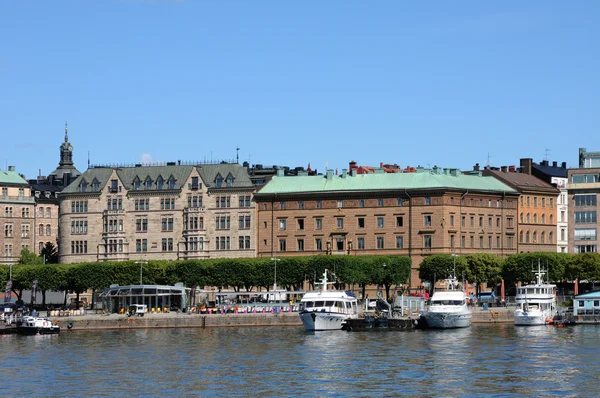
left=423, top=278, right=472, bottom=329
left=299, top=270, right=358, bottom=331
left=514, top=262, right=557, bottom=326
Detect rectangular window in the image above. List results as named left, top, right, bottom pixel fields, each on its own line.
left=280, top=201, right=286, bottom=210
left=377, top=216, right=384, bottom=228
left=377, top=236, right=384, bottom=249
left=297, top=239, right=304, bottom=252
left=424, top=215, right=432, bottom=227
left=315, top=218, right=322, bottom=230
left=424, top=235, right=432, bottom=248
left=298, top=201, right=304, bottom=209
left=315, top=238, right=322, bottom=251
left=488, top=217, right=492, bottom=228
left=357, top=237, right=365, bottom=250
left=338, top=200, right=343, bottom=208
left=470, top=236, right=474, bottom=248
left=378, top=199, right=384, bottom=207
left=574, top=228, right=597, bottom=241
left=574, top=195, right=597, bottom=207
left=297, top=219, right=304, bottom=230
left=337, top=218, right=344, bottom=229
left=575, top=211, right=597, bottom=224
left=461, top=216, right=466, bottom=227
left=479, top=236, right=484, bottom=248
left=396, top=216, right=403, bottom=227
left=358, top=218, right=365, bottom=228
left=396, top=236, right=404, bottom=249
left=358, top=199, right=364, bottom=208
left=450, top=215, right=454, bottom=227
left=279, top=239, right=286, bottom=252
left=450, top=235, right=455, bottom=248
left=316, top=200, right=322, bottom=209
left=470, top=216, right=474, bottom=227
left=496, top=236, right=500, bottom=248
left=425, top=197, right=431, bottom=205
left=279, top=219, right=287, bottom=230
left=479, top=216, right=483, bottom=227
left=397, top=198, right=403, bottom=206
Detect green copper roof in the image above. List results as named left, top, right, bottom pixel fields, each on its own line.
left=0, top=169, right=28, bottom=185
left=255, top=170, right=518, bottom=196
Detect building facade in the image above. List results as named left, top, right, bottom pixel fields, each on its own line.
left=58, top=162, right=256, bottom=263
left=530, top=160, right=569, bottom=253
left=29, top=122, right=81, bottom=255
left=254, top=167, right=519, bottom=288
left=480, top=160, right=560, bottom=253
left=0, top=166, right=36, bottom=264
left=568, top=151, right=600, bottom=253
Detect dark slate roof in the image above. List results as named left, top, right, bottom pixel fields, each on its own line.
left=49, top=165, right=81, bottom=181
left=198, top=164, right=253, bottom=189
left=30, top=183, right=61, bottom=192
left=62, top=163, right=253, bottom=194
left=482, top=169, right=559, bottom=194
left=532, top=163, right=568, bottom=179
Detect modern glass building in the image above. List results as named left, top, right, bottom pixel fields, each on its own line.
left=101, top=283, right=202, bottom=313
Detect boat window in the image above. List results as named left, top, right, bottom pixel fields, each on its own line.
left=527, top=288, right=535, bottom=295
left=304, top=301, right=314, bottom=308
left=595, top=300, right=600, bottom=307
left=325, top=301, right=334, bottom=307
left=314, top=301, right=325, bottom=307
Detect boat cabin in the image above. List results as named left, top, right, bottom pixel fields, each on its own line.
left=300, top=299, right=357, bottom=315
left=516, top=286, right=556, bottom=296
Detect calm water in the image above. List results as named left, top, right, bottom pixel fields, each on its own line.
left=1, top=324, right=599, bottom=397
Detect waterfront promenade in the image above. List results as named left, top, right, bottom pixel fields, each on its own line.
left=4, top=307, right=515, bottom=332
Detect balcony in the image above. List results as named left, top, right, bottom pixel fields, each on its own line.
left=103, top=209, right=125, bottom=215
left=108, top=187, right=119, bottom=193
left=189, top=183, right=200, bottom=191
left=0, top=195, right=35, bottom=204
left=184, top=207, right=206, bottom=213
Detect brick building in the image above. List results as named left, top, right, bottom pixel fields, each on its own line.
left=479, top=159, right=560, bottom=253
left=58, top=162, right=256, bottom=263
left=254, top=166, right=519, bottom=288
left=0, top=166, right=36, bottom=265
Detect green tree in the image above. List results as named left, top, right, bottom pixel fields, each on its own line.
left=419, top=254, right=467, bottom=290
left=464, top=253, right=503, bottom=293
left=40, top=241, right=59, bottom=264
left=18, top=247, right=43, bottom=265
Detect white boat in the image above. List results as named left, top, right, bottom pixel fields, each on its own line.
left=423, top=278, right=472, bottom=329
left=299, top=269, right=358, bottom=331
left=17, top=316, right=61, bottom=335
left=514, top=261, right=557, bottom=326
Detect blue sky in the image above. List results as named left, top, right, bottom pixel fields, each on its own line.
left=1, top=1, right=598, bottom=179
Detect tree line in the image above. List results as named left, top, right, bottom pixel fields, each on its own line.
left=419, top=252, right=600, bottom=291
left=6, top=250, right=600, bottom=307
left=3, top=253, right=411, bottom=307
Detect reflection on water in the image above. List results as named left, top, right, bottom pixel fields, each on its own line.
left=1, top=324, right=599, bottom=396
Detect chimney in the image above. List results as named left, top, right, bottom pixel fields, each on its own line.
left=520, top=158, right=533, bottom=175
left=508, top=165, right=516, bottom=172
left=561, top=162, right=567, bottom=169
left=552, top=161, right=557, bottom=167
left=349, top=160, right=357, bottom=170
left=326, top=169, right=334, bottom=180
left=341, top=169, right=347, bottom=178
left=541, top=160, right=549, bottom=167
left=473, top=163, right=480, bottom=171
left=276, top=168, right=285, bottom=177
left=8, top=165, right=15, bottom=172
left=501, top=166, right=508, bottom=173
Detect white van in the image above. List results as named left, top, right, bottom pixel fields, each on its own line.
left=127, top=304, right=147, bottom=317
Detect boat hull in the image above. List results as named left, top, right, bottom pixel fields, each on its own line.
left=514, top=310, right=554, bottom=326
left=299, top=311, right=349, bottom=331
left=17, top=326, right=60, bottom=336
left=424, top=312, right=472, bottom=329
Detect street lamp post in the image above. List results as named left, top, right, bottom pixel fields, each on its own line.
left=135, top=261, right=148, bottom=285
left=270, top=257, right=280, bottom=290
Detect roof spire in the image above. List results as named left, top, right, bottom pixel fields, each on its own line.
left=65, top=120, right=69, bottom=142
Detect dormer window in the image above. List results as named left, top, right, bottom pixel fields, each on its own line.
left=145, top=177, right=152, bottom=190
left=92, top=178, right=100, bottom=192
left=168, top=176, right=175, bottom=189
left=81, top=180, right=88, bottom=192
left=157, top=176, right=164, bottom=190
left=215, top=174, right=223, bottom=188
left=133, top=177, right=141, bottom=191
left=226, top=174, right=234, bottom=187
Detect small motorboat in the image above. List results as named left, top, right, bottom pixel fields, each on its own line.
left=17, top=316, right=61, bottom=335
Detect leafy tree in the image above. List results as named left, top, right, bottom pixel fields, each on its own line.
left=419, top=254, right=467, bottom=292
left=18, top=247, right=43, bottom=265
left=464, top=253, right=503, bottom=293
left=40, top=242, right=59, bottom=264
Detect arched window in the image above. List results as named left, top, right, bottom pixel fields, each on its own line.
left=541, top=232, right=545, bottom=243
left=46, top=224, right=51, bottom=236
left=39, top=224, right=44, bottom=236
left=227, top=174, right=233, bottom=187
left=533, top=231, right=537, bottom=243
left=39, top=207, right=44, bottom=218
left=168, top=176, right=176, bottom=189
left=526, top=231, right=530, bottom=243
left=541, top=214, right=545, bottom=224
left=81, top=180, right=88, bottom=192
left=550, top=214, right=553, bottom=224
left=39, top=242, right=44, bottom=254
left=520, top=231, right=524, bottom=243
left=520, top=213, right=523, bottom=223
left=526, top=213, right=530, bottom=223
left=145, top=177, right=152, bottom=190
left=533, top=214, right=537, bottom=224
left=549, top=231, right=553, bottom=243
left=215, top=175, right=223, bottom=188
left=157, top=176, right=164, bottom=190
left=46, top=207, right=51, bottom=218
